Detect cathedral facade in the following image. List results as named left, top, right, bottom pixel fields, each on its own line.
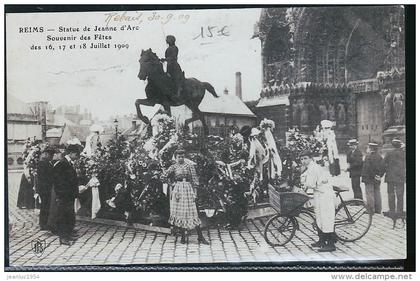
left=253, top=6, right=405, bottom=150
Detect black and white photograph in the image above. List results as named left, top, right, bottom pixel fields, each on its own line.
left=4, top=4, right=414, bottom=272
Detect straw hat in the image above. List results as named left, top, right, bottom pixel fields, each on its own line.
left=250, top=127, right=261, bottom=137
left=320, top=120, right=333, bottom=129
left=347, top=139, right=359, bottom=146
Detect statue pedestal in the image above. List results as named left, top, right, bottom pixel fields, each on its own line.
left=382, top=125, right=406, bottom=153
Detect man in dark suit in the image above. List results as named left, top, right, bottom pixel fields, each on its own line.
left=361, top=142, right=385, bottom=214
left=384, top=139, right=406, bottom=214
left=35, top=147, right=55, bottom=230
left=346, top=139, right=364, bottom=200
left=52, top=144, right=81, bottom=245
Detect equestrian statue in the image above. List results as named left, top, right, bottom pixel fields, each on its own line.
left=135, top=35, right=219, bottom=135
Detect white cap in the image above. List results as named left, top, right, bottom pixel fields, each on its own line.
left=250, top=127, right=261, bottom=136
left=321, top=120, right=333, bottom=129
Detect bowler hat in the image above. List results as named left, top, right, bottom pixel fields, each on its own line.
left=368, top=142, right=379, bottom=150
left=391, top=139, right=403, bottom=148
left=347, top=139, right=359, bottom=146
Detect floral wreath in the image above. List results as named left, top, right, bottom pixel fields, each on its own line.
left=259, top=118, right=275, bottom=130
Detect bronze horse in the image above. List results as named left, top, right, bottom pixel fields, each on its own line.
left=136, top=49, right=218, bottom=135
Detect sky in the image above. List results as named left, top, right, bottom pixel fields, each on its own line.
left=6, top=8, right=262, bottom=120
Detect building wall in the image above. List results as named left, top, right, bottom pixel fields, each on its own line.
left=254, top=105, right=288, bottom=142
left=255, top=7, right=404, bottom=151
left=7, top=106, right=42, bottom=169
left=356, top=92, right=384, bottom=149
left=7, top=123, right=42, bottom=141
left=7, top=122, right=42, bottom=170
left=7, top=142, right=27, bottom=170
left=258, top=7, right=404, bottom=86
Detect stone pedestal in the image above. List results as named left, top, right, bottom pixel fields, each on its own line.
left=377, top=68, right=406, bottom=154
left=287, top=83, right=355, bottom=152
left=382, top=125, right=406, bottom=153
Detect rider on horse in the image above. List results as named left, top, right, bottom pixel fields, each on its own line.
left=136, top=43, right=219, bottom=135
left=160, top=35, right=184, bottom=101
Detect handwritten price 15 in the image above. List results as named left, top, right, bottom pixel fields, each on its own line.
left=193, top=25, right=230, bottom=40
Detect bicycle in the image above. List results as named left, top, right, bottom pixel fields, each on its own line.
left=263, top=184, right=373, bottom=247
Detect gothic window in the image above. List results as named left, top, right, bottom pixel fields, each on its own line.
left=315, top=56, right=320, bottom=83
left=327, top=43, right=335, bottom=83
left=337, top=43, right=346, bottom=83
left=298, top=47, right=308, bottom=82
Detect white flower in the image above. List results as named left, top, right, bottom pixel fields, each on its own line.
left=115, top=183, right=123, bottom=192
left=260, top=118, right=275, bottom=130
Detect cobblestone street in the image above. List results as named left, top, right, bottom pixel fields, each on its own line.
left=7, top=170, right=406, bottom=267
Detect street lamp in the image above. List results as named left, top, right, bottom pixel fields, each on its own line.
left=113, top=118, right=119, bottom=139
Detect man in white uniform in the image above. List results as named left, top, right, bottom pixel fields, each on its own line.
left=300, top=150, right=337, bottom=252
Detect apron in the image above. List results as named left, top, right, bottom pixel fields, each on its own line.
left=302, top=162, right=335, bottom=233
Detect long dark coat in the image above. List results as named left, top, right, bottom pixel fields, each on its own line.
left=36, top=160, right=54, bottom=194
left=165, top=45, right=183, bottom=82
left=347, top=148, right=363, bottom=178
left=36, top=159, right=54, bottom=226
left=384, top=148, right=406, bottom=184
left=17, top=173, right=35, bottom=209
left=47, top=157, right=78, bottom=235
left=361, top=152, right=385, bottom=184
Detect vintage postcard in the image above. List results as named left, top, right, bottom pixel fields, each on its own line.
left=5, top=5, right=412, bottom=271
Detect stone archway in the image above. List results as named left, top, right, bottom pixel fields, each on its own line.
left=256, top=6, right=405, bottom=148
left=291, top=6, right=398, bottom=84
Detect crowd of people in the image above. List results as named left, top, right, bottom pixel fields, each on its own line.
left=14, top=119, right=406, bottom=250
left=16, top=141, right=211, bottom=246
left=346, top=138, right=406, bottom=215
left=297, top=137, right=405, bottom=253
left=291, top=119, right=406, bottom=253
left=17, top=143, right=82, bottom=245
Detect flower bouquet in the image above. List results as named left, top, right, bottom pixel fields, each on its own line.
left=260, top=118, right=275, bottom=130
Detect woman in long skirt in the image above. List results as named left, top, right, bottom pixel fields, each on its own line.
left=162, top=149, right=209, bottom=244
left=17, top=169, right=35, bottom=209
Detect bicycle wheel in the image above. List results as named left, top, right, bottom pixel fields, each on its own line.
left=264, top=214, right=297, bottom=246
left=335, top=199, right=372, bottom=242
